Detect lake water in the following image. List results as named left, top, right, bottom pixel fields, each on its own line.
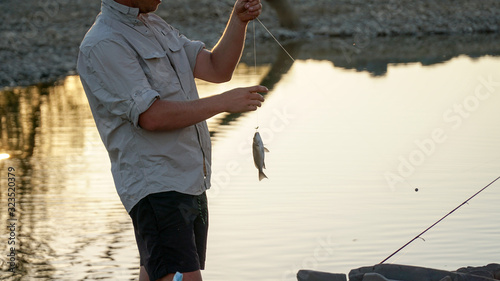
left=1, top=36, right=500, bottom=280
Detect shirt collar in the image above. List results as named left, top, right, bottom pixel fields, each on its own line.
left=101, top=0, right=141, bottom=24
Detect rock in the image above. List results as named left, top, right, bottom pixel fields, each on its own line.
left=297, top=269, right=347, bottom=281
left=455, top=264, right=500, bottom=280
left=349, top=264, right=452, bottom=281
left=362, top=273, right=400, bottom=281
left=297, top=264, right=500, bottom=281
left=349, top=264, right=500, bottom=281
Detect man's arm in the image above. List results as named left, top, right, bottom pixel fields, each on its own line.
left=138, top=86, right=267, bottom=131
left=139, top=0, right=266, bottom=132
left=194, top=0, right=263, bottom=83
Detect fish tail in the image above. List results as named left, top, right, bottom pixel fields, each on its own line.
left=259, top=170, right=268, bottom=181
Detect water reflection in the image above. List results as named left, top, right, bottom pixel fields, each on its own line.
left=0, top=77, right=139, bottom=280
left=205, top=55, right=500, bottom=280
left=1, top=36, right=500, bottom=280
left=281, top=34, right=500, bottom=76
left=212, top=34, right=500, bottom=135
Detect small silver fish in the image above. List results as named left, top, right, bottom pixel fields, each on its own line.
left=253, top=131, right=269, bottom=181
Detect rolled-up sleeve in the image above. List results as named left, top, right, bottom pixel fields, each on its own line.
left=82, top=40, right=159, bottom=127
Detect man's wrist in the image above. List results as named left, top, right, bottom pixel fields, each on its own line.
left=234, top=16, right=250, bottom=28
left=230, top=9, right=251, bottom=27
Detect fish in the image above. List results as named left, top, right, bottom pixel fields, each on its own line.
left=252, top=131, right=269, bottom=181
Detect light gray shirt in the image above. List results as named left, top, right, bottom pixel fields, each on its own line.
left=77, top=0, right=211, bottom=212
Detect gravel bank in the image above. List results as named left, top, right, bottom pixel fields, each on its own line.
left=1, top=0, right=499, bottom=89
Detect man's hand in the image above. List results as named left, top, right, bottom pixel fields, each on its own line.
left=219, top=85, right=268, bottom=113
left=233, top=0, right=263, bottom=23
left=138, top=85, right=268, bottom=131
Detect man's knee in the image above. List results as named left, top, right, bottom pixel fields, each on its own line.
left=156, top=273, right=175, bottom=281
left=139, top=266, right=151, bottom=281
left=179, top=270, right=202, bottom=281
left=157, top=270, right=202, bottom=281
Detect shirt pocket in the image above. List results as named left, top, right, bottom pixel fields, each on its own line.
left=138, top=50, right=183, bottom=99
left=164, top=32, right=190, bottom=74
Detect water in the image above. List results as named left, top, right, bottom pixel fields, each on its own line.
left=1, top=36, right=500, bottom=280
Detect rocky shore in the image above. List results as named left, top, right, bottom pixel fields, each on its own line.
left=1, top=0, right=500, bottom=89
left=298, top=263, right=500, bottom=281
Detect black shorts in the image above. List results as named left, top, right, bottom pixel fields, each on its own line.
left=129, top=191, right=208, bottom=281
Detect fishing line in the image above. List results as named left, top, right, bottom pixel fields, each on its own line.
left=251, top=16, right=298, bottom=129
left=255, top=18, right=295, bottom=62
left=253, top=19, right=260, bottom=129
left=253, top=20, right=257, bottom=75
left=379, top=175, right=500, bottom=264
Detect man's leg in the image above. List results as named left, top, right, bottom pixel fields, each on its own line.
left=139, top=266, right=150, bottom=281
left=158, top=270, right=202, bottom=281
left=140, top=267, right=203, bottom=281
left=132, top=192, right=208, bottom=281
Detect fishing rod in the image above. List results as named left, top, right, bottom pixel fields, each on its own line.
left=379, top=175, right=500, bottom=264
left=255, top=18, right=295, bottom=62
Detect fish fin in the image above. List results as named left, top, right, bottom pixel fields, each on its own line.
left=264, top=147, right=270, bottom=152
left=259, top=170, right=268, bottom=181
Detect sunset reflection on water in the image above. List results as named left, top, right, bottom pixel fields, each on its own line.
left=1, top=47, right=499, bottom=280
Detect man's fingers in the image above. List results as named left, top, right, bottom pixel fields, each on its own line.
left=249, top=96, right=263, bottom=106
left=222, top=85, right=268, bottom=113
left=248, top=85, right=269, bottom=95
left=247, top=90, right=265, bottom=110
left=246, top=1, right=262, bottom=12
left=244, top=0, right=261, bottom=9
left=237, top=0, right=262, bottom=21
left=248, top=92, right=264, bottom=101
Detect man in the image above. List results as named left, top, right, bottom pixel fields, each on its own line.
left=77, top=0, right=266, bottom=280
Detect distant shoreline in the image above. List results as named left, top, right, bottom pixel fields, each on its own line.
left=1, top=0, right=499, bottom=89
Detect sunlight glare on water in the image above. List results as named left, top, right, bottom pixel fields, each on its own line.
left=0, top=52, right=499, bottom=280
